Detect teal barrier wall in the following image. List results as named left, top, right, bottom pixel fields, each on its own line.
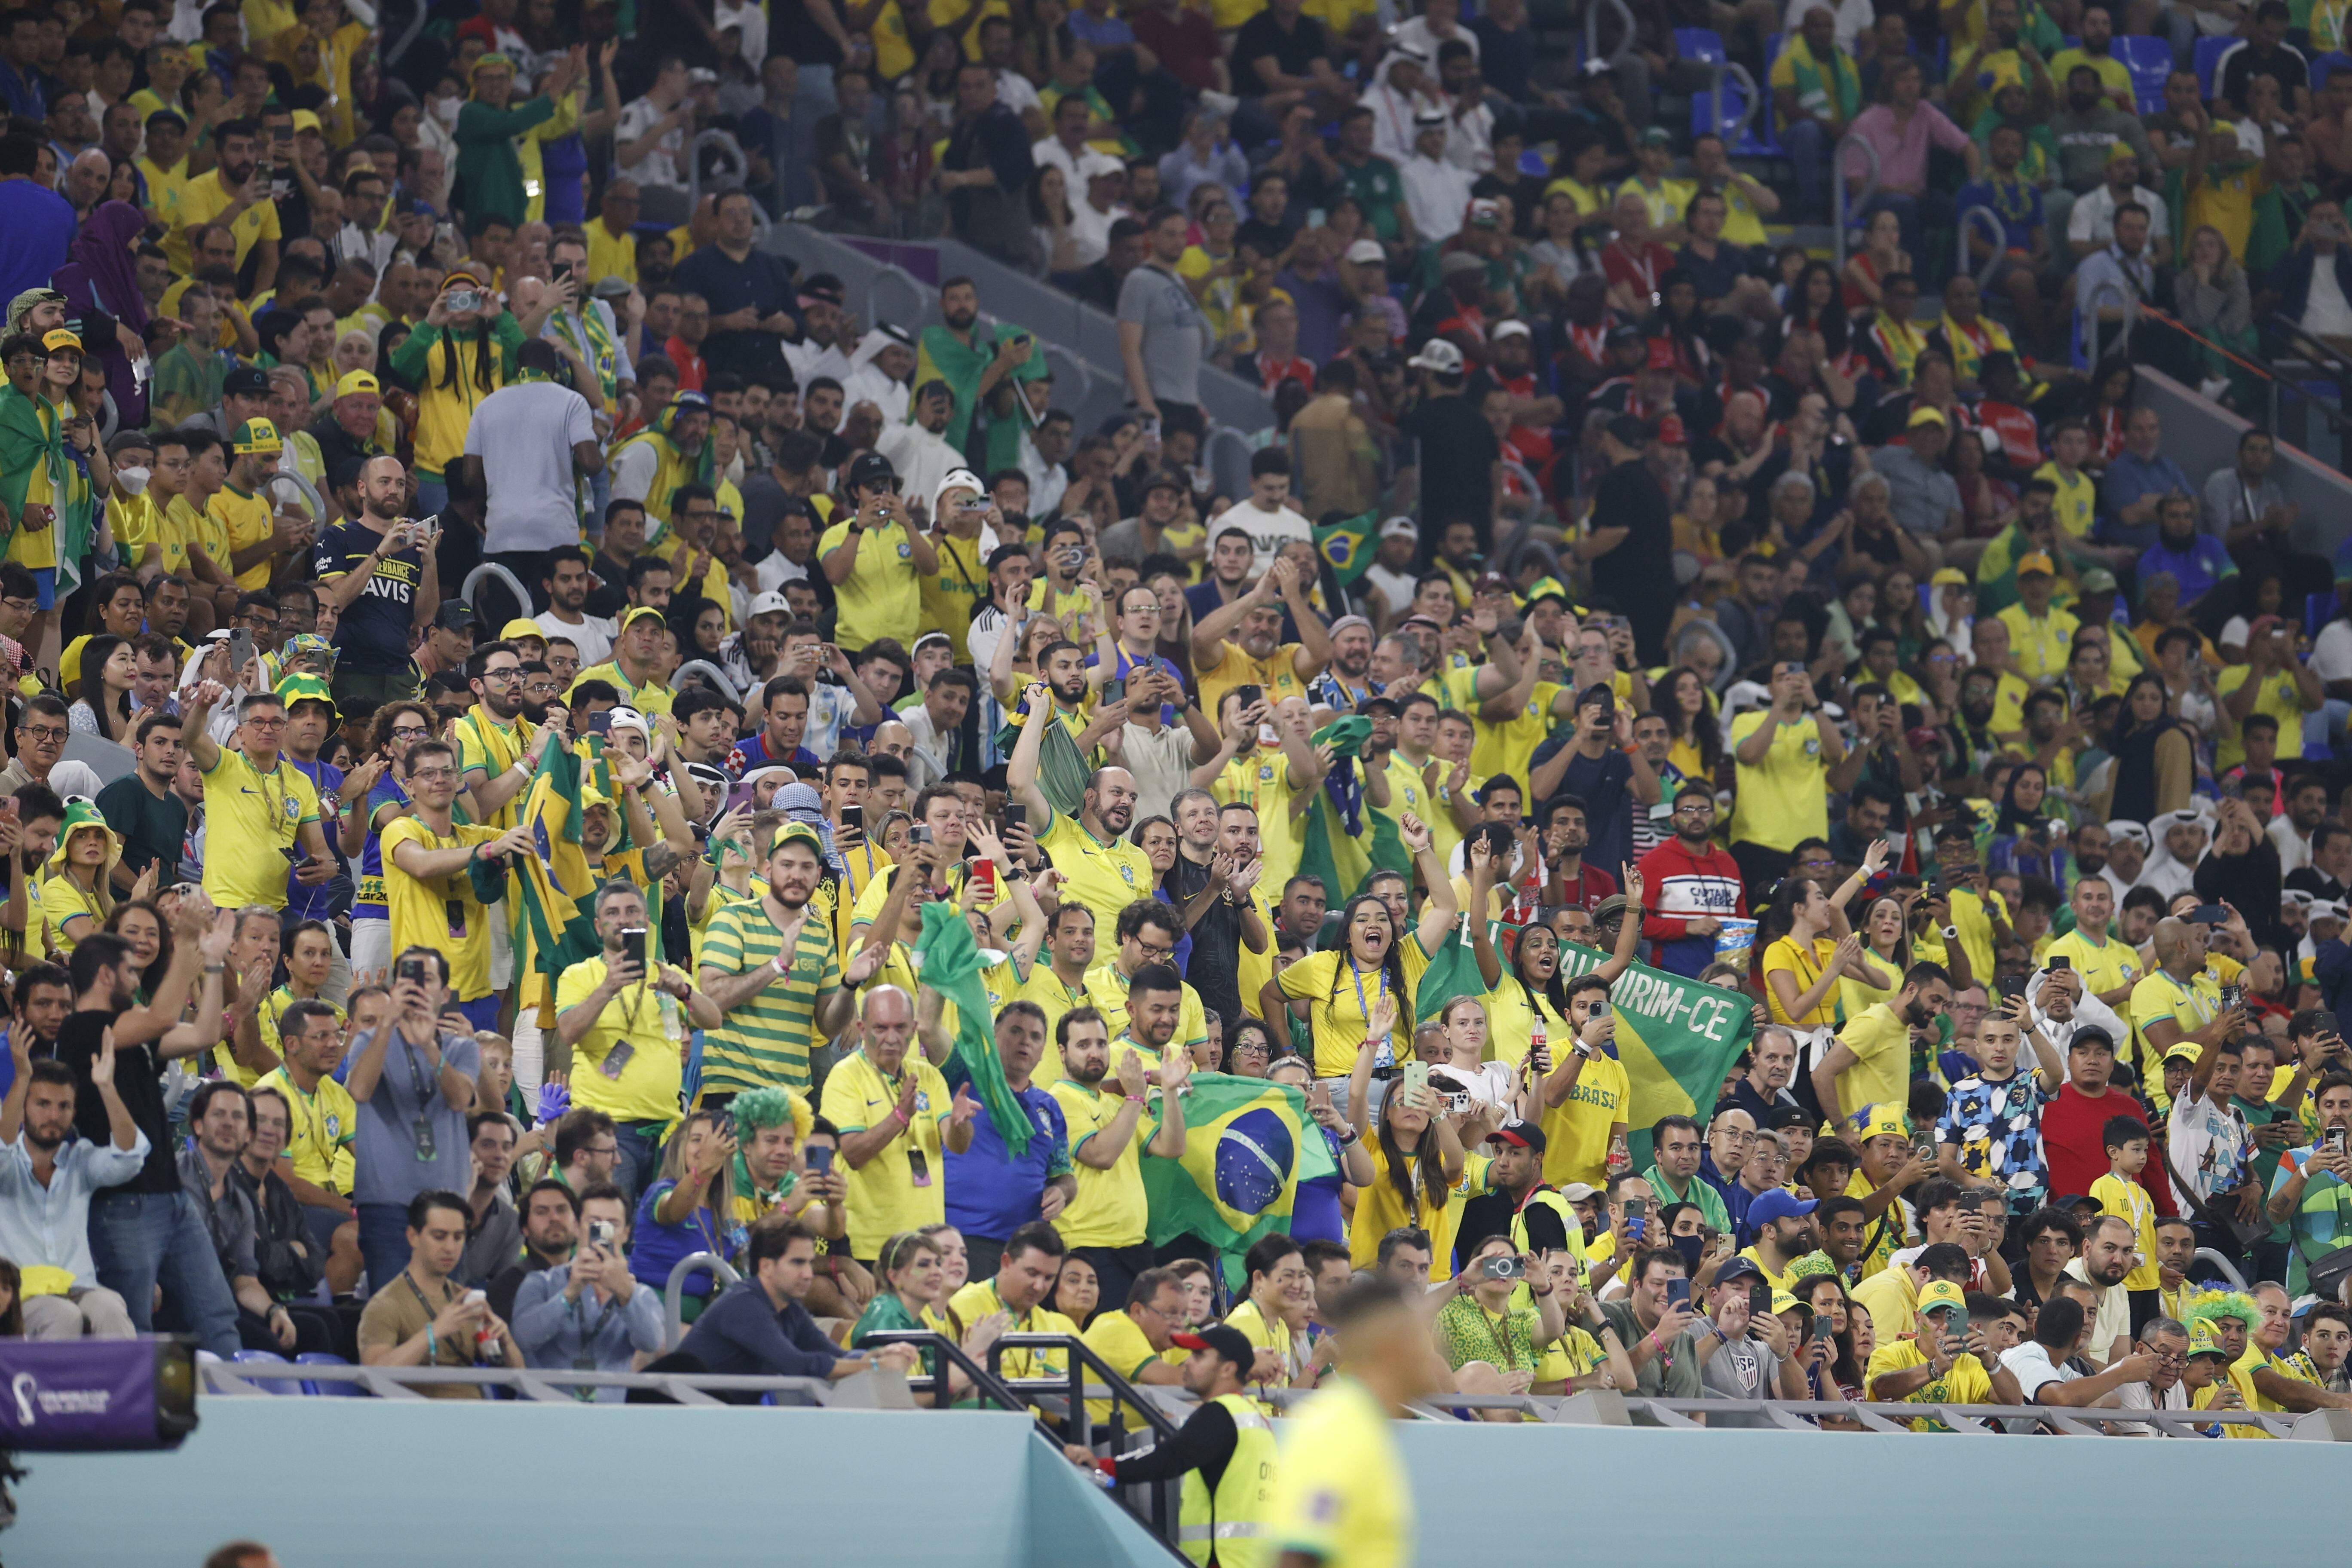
left=6, top=1400, right=1174, bottom=1568
left=11, top=1396, right=2340, bottom=1565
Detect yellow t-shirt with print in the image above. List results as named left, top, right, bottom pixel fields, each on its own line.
left=1268, top=1376, right=1412, bottom=1568
left=820, top=1047, right=953, bottom=1259
left=2127, top=966, right=2221, bottom=1105
left=2089, top=1171, right=2161, bottom=1290
left=1026, top=576, right=1099, bottom=638
left=1483, top=978, right=1569, bottom=1087
left=197, top=747, right=320, bottom=913
left=557, top=955, right=686, bottom=1130
left=378, top=816, right=504, bottom=1001
left=2213, top=665, right=2313, bottom=773
left=1996, top=602, right=2080, bottom=683
left=1763, top=934, right=1841, bottom=1030
left=918, top=530, right=990, bottom=663
left=1468, top=678, right=1568, bottom=793
left=2031, top=461, right=2096, bottom=540
left=254, top=1063, right=358, bottom=1193
left=1035, top=808, right=1155, bottom=967
left=110, top=489, right=187, bottom=576
left=170, top=492, right=229, bottom=583
left=239, top=986, right=344, bottom=1089
left=1194, top=641, right=1310, bottom=734
left=1517, top=1036, right=1627, bottom=1190
left=816, top=516, right=923, bottom=651
left=1211, top=748, right=1310, bottom=913
left=1278, top=941, right=1433, bottom=1079
left=165, top=168, right=285, bottom=272
left=1081, top=962, right=1211, bottom=1063
left=1726, top=709, right=1829, bottom=851
left=1348, top=1143, right=1492, bottom=1278
left=1049, top=1078, right=1152, bottom=1250
left=2186, top=159, right=2267, bottom=264
left=2040, top=927, right=2139, bottom=1001
left=1865, top=1337, right=1993, bottom=1430
left=38, top=874, right=101, bottom=960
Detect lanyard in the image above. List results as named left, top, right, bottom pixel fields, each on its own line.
left=1349, top=960, right=1387, bottom=1028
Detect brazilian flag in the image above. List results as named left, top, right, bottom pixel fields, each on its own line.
left=513, top=726, right=603, bottom=1022
left=1141, top=1075, right=1338, bottom=1260
left=1555, top=944, right=1755, bottom=1169
left=1314, top=510, right=1378, bottom=588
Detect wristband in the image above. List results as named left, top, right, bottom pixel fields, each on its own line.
left=1124, top=1094, right=1146, bottom=1106
left=1940, top=925, right=1959, bottom=940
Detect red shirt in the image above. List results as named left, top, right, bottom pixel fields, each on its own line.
left=1601, top=241, right=1675, bottom=302
left=1252, top=354, right=1315, bottom=396
left=1550, top=862, right=1618, bottom=913
left=2041, top=1084, right=2177, bottom=1217
left=1978, top=399, right=2043, bottom=469
left=665, top=336, right=707, bottom=392
left=1131, top=6, right=1223, bottom=92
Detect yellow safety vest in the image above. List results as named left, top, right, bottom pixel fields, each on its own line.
left=1178, top=1392, right=1276, bottom=1568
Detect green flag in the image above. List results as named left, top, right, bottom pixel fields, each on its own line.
left=1141, top=1074, right=1338, bottom=1259
left=1553, top=943, right=1755, bottom=1170
left=1314, top=510, right=1378, bottom=588
left=911, top=900, right=1030, bottom=1155
left=1413, top=915, right=1491, bottom=1025
left=513, top=727, right=603, bottom=1024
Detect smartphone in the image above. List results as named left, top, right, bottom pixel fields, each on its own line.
left=1101, top=677, right=1127, bottom=706
left=2220, top=983, right=2245, bottom=1012
left=395, top=955, right=429, bottom=986
left=1957, top=1192, right=1984, bottom=1213
left=968, top=857, right=997, bottom=903
left=1812, top=1315, right=1834, bottom=1343
left=841, top=803, right=863, bottom=834
left=1749, top=1280, right=1773, bottom=1319
left=1232, top=683, right=1264, bottom=714
left=2046, top=955, right=2071, bottom=972
left=2328, top=1128, right=2347, bottom=1156
left=620, top=927, right=647, bottom=971
left=1003, top=802, right=1026, bottom=832
left=1914, top=1137, right=1939, bottom=1165
left=1481, top=1255, right=1525, bottom=1281
left=586, top=711, right=614, bottom=735
left=1664, top=1277, right=1691, bottom=1309
left=2190, top=904, right=2229, bottom=925
left=227, top=627, right=254, bottom=677
left=1400, top=1061, right=1430, bottom=1109
left=807, top=1144, right=835, bottom=1176
left=586, top=1218, right=616, bottom=1250
left=912, top=823, right=933, bottom=846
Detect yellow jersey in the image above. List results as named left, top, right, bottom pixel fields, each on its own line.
left=1268, top=1377, right=1412, bottom=1568
left=197, top=747, right=319, bottom=913
left=378, top=816, right=504, bottom=1001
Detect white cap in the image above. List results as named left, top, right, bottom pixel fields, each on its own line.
left=1378, top=515, right=1418, bottom=541
left=1723, top=679, right=1773, bottom=715
left=606, top=706, right=649, bottom=738
left=1344, top=238, right=1386, bottom=265
left=1078, top=150, right=1126, bottom=182
left=748, top=590, right=790, bottom=619
left=1406, top=338, right=1464, bottom=374
left=2314, top=900, right=2349, bottom=925
left=934, top=466, right=986, bottom=527
left=1492, top=319, right=1532, bottom=341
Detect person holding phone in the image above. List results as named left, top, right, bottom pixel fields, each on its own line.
left=1865, top=1277, right=2023, bottom=1431
left=509, top=1182, right=665, bottom=1401
left=372, top=735, right=536, bottom=1032
left=555, top=880, right=723, bottom=1199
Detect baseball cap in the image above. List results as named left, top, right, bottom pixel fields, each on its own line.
left=1907, top=405, right=1948, bottom=429
left=1143, top=470, right=1186, bottom=496
left=1439, top=250, right=1485, bottom=279
left=1406, top=339, right=1464, bottom=374
left=1771, top=1289, right=1801, bottom=1316
left=1466, top=197, right=1503, bottom=228
left=433, top=601, right=477, bottom=633
left=1930, top=567, right=1970, bottom=587
left=1638, top=126, right=1673, bottom=146
left=619, top=605, right=667, bottom=634
left=847, top=450, right=899, bottom=493
left=1491, top=1117, right=1547, bottom=1152
left=2017, top=551, right=2056, bottom=577
left=334, top=369, right=380, bottom=400
left=225, top=366, right=273, bottom=398
left=40, top=328, right=80, bottom=355
left=1491, top=319, right=1532, bottom=341
left=1656, top=413, right=1687, bottom=447
left=1713, top=1256, right=1765, bottom=1289
left=1378, top=515, right=1417, bottom=542
left=1344, top=238, right=1386, bottom=265
left=2186, top=1320, right=2230, bottom=1359
left=912, top=631, right=953, bottom=657
left=498, top=618, right=543, bottom=643
left=1644, top=338, right=1678, bottom=372
left=1559, top=1182, right=1599, bottom=1202
left=1592, top=892, right=1632, bottom=923
left=1170, top=1325, right=1256, bottom=1366
left=1746, top=1189, right=1819, bottom=1230
left=748, top=590, right=790, bottom=619
left=2079, top=567, right=2120, bottom=594
left=1917, top=1279, right=1967, bottom=1316
left=231, top=417, right=282, bottom=455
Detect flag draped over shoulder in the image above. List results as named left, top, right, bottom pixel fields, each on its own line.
left=1141, top=1074, right=1337, bottom=1258
left=911, top=900, right=1029, bottom=1155
left=515, top=725, right=602, bottom=1018
left=1412, top=915, right=1490, bottom=1025
left=0, top=386, right=55, bottom=560
left=1314, top=510, right=1378, bottom=588
left=1295, top=790, right=1370, bottom=918
left=1555, top=943, right=1755, bottom=1168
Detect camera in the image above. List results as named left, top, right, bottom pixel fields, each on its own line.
left=1481, top=1256, right=1525, bottom=1281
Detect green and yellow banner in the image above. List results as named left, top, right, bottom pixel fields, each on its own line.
left=1554, top=945, right=1756, bottom=1167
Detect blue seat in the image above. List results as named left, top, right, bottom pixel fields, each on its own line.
left=2114, top=33, right=2172, bottom=113
left=2307, top=591, right=2336, bottom=639
left=1694, top=67, right=1780, bottom=155
left=2315, top=51, right=2352, bottom=90
left=2194, top=35, right=2233, bottom=98
left=1675, top=26, right=1727, bottom=64
left=232, top=1350, right=292, bottom=1395
left=295, top=1351, right=365, bottom=1398
left=1519, top=147, right=1549, bottom=176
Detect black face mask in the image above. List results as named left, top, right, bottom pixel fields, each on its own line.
left=1670, top=1234, right=1703, bottom=1272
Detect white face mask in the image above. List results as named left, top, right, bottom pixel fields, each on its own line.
left=115, top=465, right=150, bottom=495
left=429, top=94, right=461, bottom=131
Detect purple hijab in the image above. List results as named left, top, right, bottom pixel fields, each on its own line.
left=52, top=200, right=149, bottom=428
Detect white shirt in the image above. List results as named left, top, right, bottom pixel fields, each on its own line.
left=1363, top=81, right=1442, bottom=165
left=2165, top=1088, right=2251, bottom=1211
left=1393, top=15, right=1478, bottom=60
left=1030, top=135, right=1089, bottom=184
left=614, top=97, right=686, bottom=189
left=1362, top=562, right=1416, bottom=622
left=1207, top=498, right=1312, bottom=576
left=2061, top=1256, right=2132, bottom=1362
left=714, top=0, right=768, bottom=64
left=2068, top=184, right=2169, bottom=252
left=1783, top=0, right=1876, bottom=51
left=608, top=438, right=662, bottom=510
left=2306, top=251, right=2352, bottom=338
left=467, top=380, right=597, bottom=553
left=536, top=609, right=614, bottom=667
left=1066, top=196, right=1125, bottom=269
left=0, top=1128, right=152, bottom=1289
left=900, top=701, right=961, bottom=792
left=1444, top=96, right=1494, bottom=174
left=1997, top=1339, right=2079, bottom=1429
left=1401, top=151, right=1477, bottom=243
left=996, top=69, right=1041, bottom=118
left=2269, top=814, right=2315, bottom=876
left=2314, top=619, right=2352, bottom=686
left=873, top=421, right=966, bottom=519
left=1119, top=718, right=1201, bottom=824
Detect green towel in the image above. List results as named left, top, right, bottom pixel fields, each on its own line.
left=913, top=900, right=1029, bottom=1155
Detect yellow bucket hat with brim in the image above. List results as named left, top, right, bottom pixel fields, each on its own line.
left=44, top=797, right=122, bottom=880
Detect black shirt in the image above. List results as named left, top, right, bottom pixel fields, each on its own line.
left=1170, top=850, right=1245, bottom=1029
left=1236, top=214, right=1298, bottom=263
left=1456, top=1181, right=1571, bottom=1271
left=1398, top=391, right=1499, bottom=549
left=57, top=1007, right=178, bottom=1196
left=1233, top=8, right=1330, bottom=93
left=95, top=772, right=189, bottom=883
left=585, top=549, right=634, bottom=620
left=1589, top=457, right=1675, bottom=662
left=672, top=244, right=799, bottom=381
left=314, top=518, right=429, bottom=674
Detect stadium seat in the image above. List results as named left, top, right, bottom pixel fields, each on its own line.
left=1675, top=27, right=1727, bottom=64
left=1519, top=147, right=1549, bottom=176
left=296, top=1352, right=366, bottom=1397
left=232, top=1350, right=293, bottom=1394
left=2195, top=35, right=2233, bottom=98
left=2114, top=32, right=2173, bottom=113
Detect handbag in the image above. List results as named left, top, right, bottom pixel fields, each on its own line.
left=2161, top=1141, right=2269, bottom=1253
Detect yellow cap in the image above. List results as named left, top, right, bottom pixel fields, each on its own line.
left=291, top=108, right=322, bottom=133
left=1917, top=1279, right=1967, bottom=1315
left=2187, top=1320, right=2228, bottom=1358
left=620, top=605, right=666, bottom=633
left=1931, top=567, right=1970, bottom=587
left=1907, top=404, right=1948, bottom=429
left=334, top=369, right=380, bottom=400
left=1853, top=1102, right=1908, bottom=1143
left=500, top=619, right=544, bottom=643
left=1770, top=1289, right=1800, bottom=1315
left=2017, top=551, right=2057, bottom=577
left=40, top=328, right=80, bottom=355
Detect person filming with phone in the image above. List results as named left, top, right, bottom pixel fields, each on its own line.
left=509, top=1182, right=666, bottom=1401
left=345, top=946, right=486, bottom=1289
left=556, top=879, right=723, bottom=1200
left=313, top=453, right=443, bottom=708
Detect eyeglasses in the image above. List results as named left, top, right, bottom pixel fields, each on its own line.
left=409, top=766, right=457, bottom=782
left=19, top=725, right=65, bottom=743
left=243, top=716, right=285, bottom=731
left=1134, top=940, right=1174, bottom=962
left=480, top=666, right=521, bottom=683
left=390, top=726, right=430, bottom=741
left=1, top=596, right=35, bottom=612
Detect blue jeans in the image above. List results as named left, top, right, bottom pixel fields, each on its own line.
left=2305, top=699, right=2352, bottom=760
left=614, top=1120, right=666, bottom=1205
left=87, top=1189, right=241, bottom=1357
left=357, top=1201, right=415, bottom=1294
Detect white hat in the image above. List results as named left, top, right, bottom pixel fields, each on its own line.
left=2283, top=888, right=2315, bottom=912
left=1344, top=238, right=1386, bottom=265
left=934, top=466, right=986, bottom=527
left=2314, top=900, right=2349, bottom=926
left=1723, top=680, right=1773, bottom=715
left=1491, top=319, right=1532, bottom=341
left=2104, top=818, right=2150, bottom=846
left=1078, top=150, right=1126, bottom=182
left=1412, top=107, right=1449, bottom=127
left=748, top=590, right=790, bottom=619
left=606, top=705, right=649, bottom=738
left=1406, top=338, right=1464, bottom=374
left=1378, top=515, right=1418, bottom=541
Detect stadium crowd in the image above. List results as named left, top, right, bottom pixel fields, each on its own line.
left=1, top=0, right=2352, bottom=1559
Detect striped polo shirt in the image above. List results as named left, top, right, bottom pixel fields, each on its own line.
left=697, top=900, right=841, bottom=1096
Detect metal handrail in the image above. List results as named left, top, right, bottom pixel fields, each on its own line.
left=852, top=1329, right=1054, bottom=1423
left=2254, top=315, right=2352, bottom=439
left=1956, top=204, right=2009, bottom=291
left=263, top=467, right=324, bottom=527
left=2078, top=279, right=2137, bottom=366
left=1040, top=340, right=1095, bottom=417
left=201, top=1361, right=836, bottom=1406
left=381, top=0, right=429, bottom=68
left=662, top=1250, right=742, bottom=1348
left=1702, top=61, right=1762, bottom=151
left=686, top=129, right=753, bottom=209
left=674, top=658, right=743, bottom=704
left=459, top=561, right=535, bottom=625
left=977, top=1330, right=1186, bottom=1550
left=2191, top=1247, right=2249, bottom=1292
left=1832, top=132, right=1882, bottom=272
left=1584, top=0, right=1636, bottom=64
left=1204, top=425, right=1257, bottom=503
left=866, top=266, right=931, bottom=337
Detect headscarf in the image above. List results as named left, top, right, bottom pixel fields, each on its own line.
left=49, top=208, right=148, bottom=429
left=1993, top=763, right=2049, bottom=837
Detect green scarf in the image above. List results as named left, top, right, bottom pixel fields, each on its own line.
left=1786, top=37, right=1860, bottom=123
left=914, top=900, right=1029, bottom=1156
left=552, top=303, right=622, bottom=404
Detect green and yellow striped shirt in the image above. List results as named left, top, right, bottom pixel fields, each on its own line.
left=697, top=901, right=841, bottom=1096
